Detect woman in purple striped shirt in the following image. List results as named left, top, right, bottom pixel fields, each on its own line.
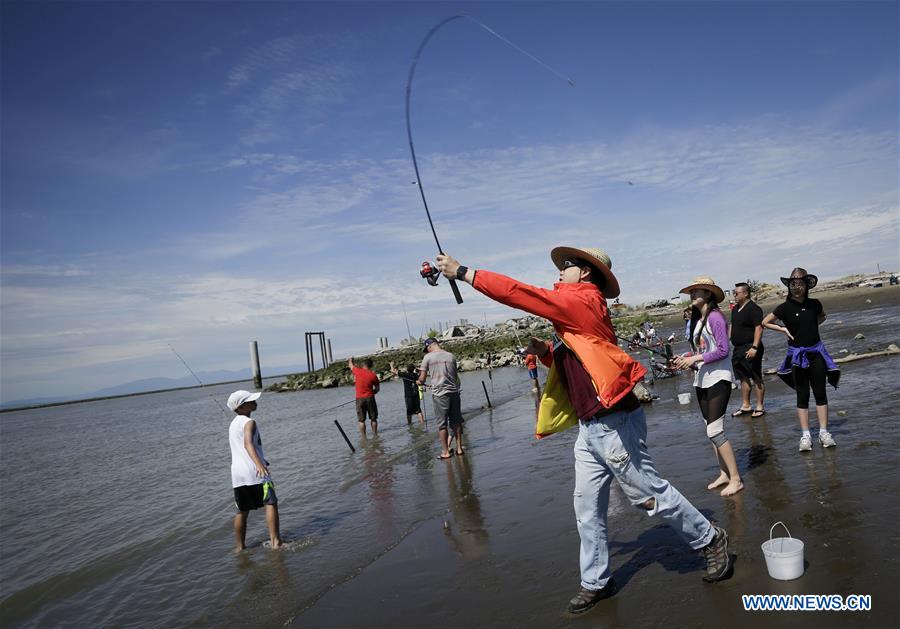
left=673, top=277, right=744, bottom=497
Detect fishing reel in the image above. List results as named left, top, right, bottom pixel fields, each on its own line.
left=420, top=261, right=441, bottom=287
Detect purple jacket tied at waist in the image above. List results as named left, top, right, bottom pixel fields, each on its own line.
left=776, top=341, right=841, bottom=390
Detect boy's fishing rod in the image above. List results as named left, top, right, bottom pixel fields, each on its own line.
left=405, top=14, right=575, bottom=305
left=167, top=344, right=231, bottom=417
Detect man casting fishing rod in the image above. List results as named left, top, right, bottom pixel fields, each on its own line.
left=433, top=247, right=733, bottom=614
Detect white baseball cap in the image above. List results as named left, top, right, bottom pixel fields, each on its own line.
left=227, top=390, right=261, bottom=411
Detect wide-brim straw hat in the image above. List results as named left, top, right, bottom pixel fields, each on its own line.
left=679, top=276, right=726, bottom=304
left=550, top=246, right=620, bottom=298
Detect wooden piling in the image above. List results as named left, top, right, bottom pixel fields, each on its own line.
left=250, top=341, right=262, bottom=389
left=481, top=380, right=492, bottom=408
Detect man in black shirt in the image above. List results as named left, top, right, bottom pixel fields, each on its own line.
left=729, top=282, right=765, bottom=418
left=390, top=361, right=425, bottom=425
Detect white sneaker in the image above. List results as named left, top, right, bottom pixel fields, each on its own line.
left=798, top=435, right=812, bottom=452
left=819, top=431, right=836, bottom=448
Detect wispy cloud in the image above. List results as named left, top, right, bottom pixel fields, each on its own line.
left=205, top=119, right=898, bottom=261
left=224, top=33, right=356, bottom=146
left=1, top=265, right=90, bottom=278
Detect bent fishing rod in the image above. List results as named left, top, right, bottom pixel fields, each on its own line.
left=405, top=15, right=575, bottom=305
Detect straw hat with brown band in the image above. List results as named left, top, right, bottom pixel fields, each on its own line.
left=780, top=267, right=818, bottom=289
left=550, top=246, right=621, bottom=298
left=679, top=276, right=726, bottom=304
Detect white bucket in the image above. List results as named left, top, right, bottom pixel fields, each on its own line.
left=761, top=522, right=805, bottom=580
left=677, top=393, right=691, bottom=405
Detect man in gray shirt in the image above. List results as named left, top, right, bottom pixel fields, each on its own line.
left=418, top=338, right=463, bottom=459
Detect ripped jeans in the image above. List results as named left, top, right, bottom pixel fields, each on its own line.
left=573, top=407, right=714, bottom=590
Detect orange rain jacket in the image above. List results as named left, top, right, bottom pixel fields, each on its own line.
left=472, top=270, right=647, bottom=437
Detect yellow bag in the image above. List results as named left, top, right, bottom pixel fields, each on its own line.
left=535, top=362, right=578, bottom=439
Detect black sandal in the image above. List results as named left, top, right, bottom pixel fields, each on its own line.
left=731, top=408, right=752, bottom=417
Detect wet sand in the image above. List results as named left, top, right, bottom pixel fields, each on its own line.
left=296, top=289, right=899, bottom=628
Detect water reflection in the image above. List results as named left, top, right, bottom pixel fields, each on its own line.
left=443, top=455, right=489, bottom=561
left=407, top=423, right=435, bottom=472
left=234, top=543, right=292, bottom=591
left=359, top=436, right=396, bottom=529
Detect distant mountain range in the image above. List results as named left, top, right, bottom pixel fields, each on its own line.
left=1, top=365, right=307, bottom=410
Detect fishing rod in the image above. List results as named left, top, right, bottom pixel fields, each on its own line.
left=511, top=327, right=525, bottom=350
left=405, top=14, right=575, bottom=305
left=401, top=301, right=413, bottom=341
left=614, top=334, right=673, bottom=360
left=167, top=344, right=230, bottom=417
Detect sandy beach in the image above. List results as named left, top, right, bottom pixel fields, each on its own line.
left=296, top=286, right=900, bottom=628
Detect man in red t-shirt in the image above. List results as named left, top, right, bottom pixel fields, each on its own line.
left=525, top=352, right=541, bottom=395
left=349, top=357, right=380, bottom=435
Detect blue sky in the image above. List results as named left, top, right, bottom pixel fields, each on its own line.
left=1, top=1, right=897, bottom=403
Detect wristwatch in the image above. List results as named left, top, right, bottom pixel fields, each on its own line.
left=456, top=265, right=468, bottom=281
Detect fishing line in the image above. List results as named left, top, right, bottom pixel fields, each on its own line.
left=405, top=14, right=575, bottom=305
left=167, top=344, right=230, bottom=417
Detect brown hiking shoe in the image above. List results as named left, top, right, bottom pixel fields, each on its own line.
left=567, top=578, right=617, bottom=614
left=702, top=526, right=733, bottom=582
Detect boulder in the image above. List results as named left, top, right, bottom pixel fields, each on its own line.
left=853, top=333, right=865, bottom=340
left=889, top=344, right=900, bottom=353
left=320, top=378, right=338, bottom=388
left=458, top=359, right=478, bottom=372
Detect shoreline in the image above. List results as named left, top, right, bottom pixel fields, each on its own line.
left=0, top=374, right=294, bottom=414
left=269, top=283, right=900, bottom=393
left=6, top=284, right=896, bottom=413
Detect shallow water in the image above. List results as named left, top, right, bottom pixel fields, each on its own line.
left=0, top=363, right=527, bottom=627
left=1, top=288, right=897, bottom=627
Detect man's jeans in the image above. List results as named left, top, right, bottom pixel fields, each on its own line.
left=574, top=407, right=714, bottom=590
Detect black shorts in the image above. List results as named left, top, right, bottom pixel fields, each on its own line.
left=233, top=481, right=277, bottom=512
left=732, top=344, right=764, bottom=382
left=356, top=396, right=378, bottom=421
left=405, top=395, right=421, bottom=415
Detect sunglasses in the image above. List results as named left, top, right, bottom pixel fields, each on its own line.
left=562, top=259, right=583, bottom=270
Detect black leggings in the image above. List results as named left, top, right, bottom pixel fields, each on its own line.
left=695, top=380, right=732, bottom=423
left=793, top=352, right=828, bottom=408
